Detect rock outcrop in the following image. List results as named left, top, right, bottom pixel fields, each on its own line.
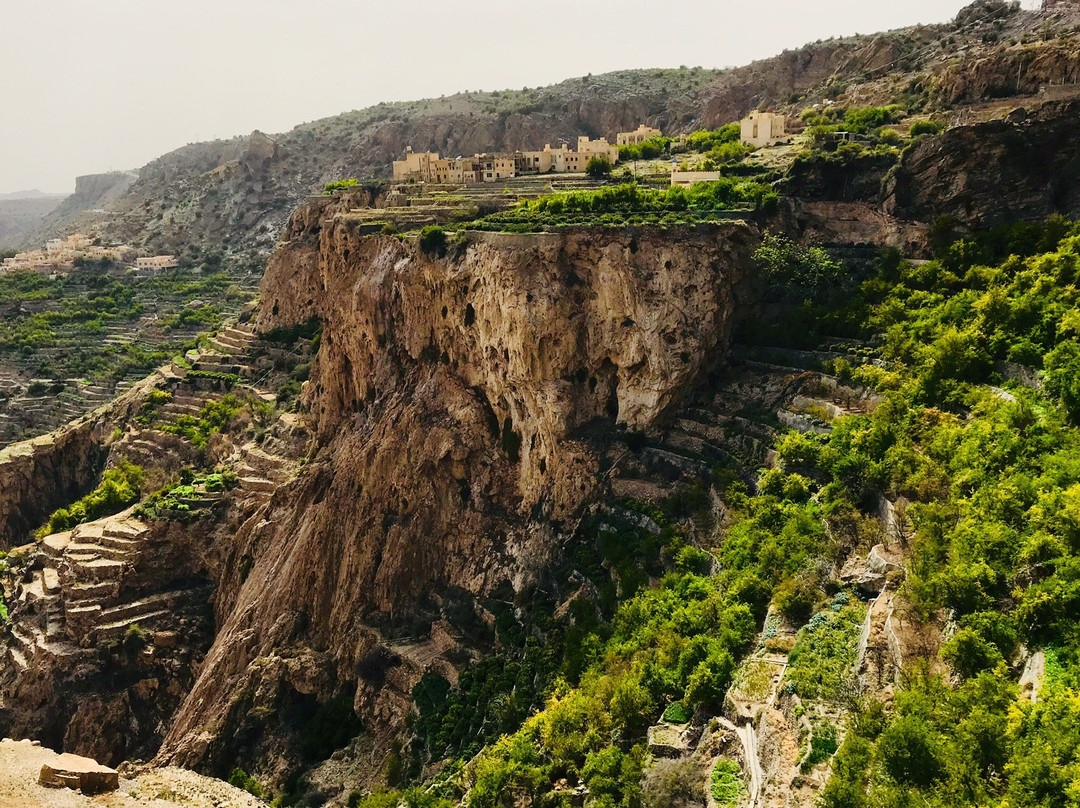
left=154, top=197, right=759, bottom=777
left=0, top=379, right=157, bottom=549
left=39, top=751, right=119, bottom=794
left=884, top=99, right=1080, bottom=227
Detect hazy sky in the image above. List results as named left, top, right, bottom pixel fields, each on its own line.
left=0, top=0, right=983, bottom=195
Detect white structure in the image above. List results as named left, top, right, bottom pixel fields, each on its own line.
left=670, top=170, right=721, bottom=188
left=741, top=111, right=787, bottom=148
left=135, top=255, right=179, bottom=271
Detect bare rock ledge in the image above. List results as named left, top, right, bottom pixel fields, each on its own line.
left=38, top=752, right=119, bottom=795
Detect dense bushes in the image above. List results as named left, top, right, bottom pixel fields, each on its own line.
left=469, top=180, right=777, bottom=232
left=418, top=225, right=448, bottom=257
left=158, top=394, right=243, bottom=450
left=357, top=219, right=1080, bottom=807
left=324, top=178, right=360, bottom=194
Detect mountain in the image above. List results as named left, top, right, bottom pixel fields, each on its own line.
left=24, top=1, right=1079, bottom=258
left=2, top=2, right=1080, bottom=807
left=0, top=190, right=64, bottom=201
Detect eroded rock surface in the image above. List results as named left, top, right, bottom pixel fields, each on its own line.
left=155, top=198, right=758, bottom=778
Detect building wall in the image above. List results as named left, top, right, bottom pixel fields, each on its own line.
left=576, top=136, right=619, bottom=166
left=136, top=256, right=179, bottom=270
left=617, top=125, right=662, bottom=146
left=741, top=112, right=787, bottom=148
left=392, top=150, right=440, bottom=181
left=670, top=170, right=721, bottom=188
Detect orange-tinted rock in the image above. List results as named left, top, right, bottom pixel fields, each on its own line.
left=38, top=752, right=119, bottom=794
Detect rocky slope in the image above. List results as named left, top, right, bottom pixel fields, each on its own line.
left=884, top=98, right=1080, bottom=226
left=150, top=198, right=759, bottom=782
left=0, top=738, right=265, bottom=808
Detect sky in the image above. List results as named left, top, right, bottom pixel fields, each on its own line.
left=0, top=0, right=984, bottom=195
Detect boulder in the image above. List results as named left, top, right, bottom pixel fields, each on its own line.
left=38, top=752, right=119, bottom=794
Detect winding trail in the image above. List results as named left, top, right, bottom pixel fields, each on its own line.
left=716, top=716, right=763, bottom=806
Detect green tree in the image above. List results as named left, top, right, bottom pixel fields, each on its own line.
left=877, top=715, right=944, bottom=787
left=586, top=156, right=613, bottom=179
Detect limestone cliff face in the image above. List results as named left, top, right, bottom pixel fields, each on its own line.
left=156, top=201, right=758, bottom=775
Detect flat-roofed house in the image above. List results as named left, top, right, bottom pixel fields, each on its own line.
left=617, top=124, right=662, bottom=146
left=741, top=111, right=787, bottom=148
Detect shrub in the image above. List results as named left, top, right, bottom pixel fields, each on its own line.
left=227, top=768, right=263, bottom=798
left=586, top=156, right=613, bottom=178
left=876, top=715, right=944, bottom=787
left=941, top=627, right=1005, bottom=678
left=324, top=178, right=360, bottom=195
left=910, top=120, right=944, bottom=137
left=35, top=461, right=145, bottom=538
left=772, top=575, right=820, bottom=625
left=642, top=758, right=705, bottom=808
left=418, top=225, right=447, bottom=258
left=662, top=701, right=692, bottom=724
left=710, top=759, right=744, bottom=807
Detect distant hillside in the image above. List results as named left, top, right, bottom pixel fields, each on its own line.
left=28, top=0, right=1080, bottom=257
left=0, top=190, right=64, bottom=201
left=0, top=196, right=65, bottom=249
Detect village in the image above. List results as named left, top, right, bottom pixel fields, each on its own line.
left=391, top=111, right=788, bottom=186
left=0, top=232, right=178, bottom=276
left=2, top=111, right=792, bottom=277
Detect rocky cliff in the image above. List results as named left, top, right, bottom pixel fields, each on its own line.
left=0, top=381, right=156, bottom=549
left=885, top=99, right=1080, bottom=227
left=154, top=198, right=758, bottom=780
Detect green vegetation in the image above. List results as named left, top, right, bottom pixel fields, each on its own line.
left=710, top=759, right=744, bottom=806
left=35, top=461, right=144, bottom=538
left=585, top=156, right=613, bottom=179
left=0, top=266, right=252, bottom=384
left=418, top=225, right=448, bottom=257
left=738, top=219, right=1080, bottom=807
left=467, top=181, right=777, bottom=233
left=135, top=389, right=173, bottom=426
left=801, top=104, right=907, bottom=142
left=347, top=217, right=1080, bottom=807
left=910, top=119, right=945, bottom=137
left=803, top=721, right=839, bottom=771
left=134, top=469, right=239, bottom=521
left=677, top=123, right=742, bottom=153
left=324, top=178, right=361, bottom=194
left=158, top=394, right=243, bottom=450
left=228, top=768, right=264, bottom=799
left=661, top=701, right=691, bottom=724
left=393, top=473, right=826, bottom=807
left=785, top=593, right=866, bottom=702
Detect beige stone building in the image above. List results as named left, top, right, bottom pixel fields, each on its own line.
left=575, top=135, right=619, bottom=165
left=1, top=233, right=130, bottom=274
left=392, top=148, right=441, bottom=181
left=741, top=111, right=787, bottom=148
left=391, top=135, right=620, bottom=185
left=617, top=124, right=663, bottom=146
left=135, top=255, right=180, bottom=271
left=670, top=170, right=721, bottom=188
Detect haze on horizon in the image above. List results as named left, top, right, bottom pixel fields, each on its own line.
left=0, top=0, right=981, bottom=196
